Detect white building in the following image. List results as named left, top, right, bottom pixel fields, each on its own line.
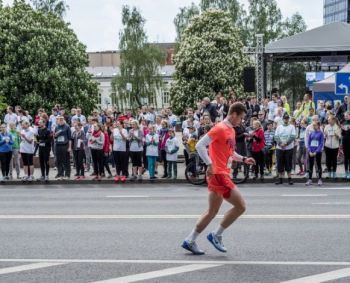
left=86, top=65, right=175, bottom=111
left=86, top=44, right=176, bottom=111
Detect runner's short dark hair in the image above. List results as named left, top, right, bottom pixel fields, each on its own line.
left=228, top=102, right=247, bottom=116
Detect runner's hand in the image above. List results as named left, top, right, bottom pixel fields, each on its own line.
left=206, top=165, right=214, bottom=177
left=244, top=158, right=256, bottom=165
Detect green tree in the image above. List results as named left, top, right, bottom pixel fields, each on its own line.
left=273, top=13, right=307, bottom=106
left=173, top=3, right=200, bottom=42
left=245, top=0, right=283, bottom=46
left=171, top=10, right=248, bottom=114
left=0, top=1, right=98, bottom=114
left=282, top=13, right=307, bottom=37
left=112, top=6, right=164, bottom=111
left=30, top=0, right=68, bottom=18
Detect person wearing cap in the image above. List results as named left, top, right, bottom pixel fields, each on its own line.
left=54, top=116, right=72, bottom=180
left=274, top=112, right=296, bottom=185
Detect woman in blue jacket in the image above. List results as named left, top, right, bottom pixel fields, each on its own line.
left=306, top=121, right=324, bottom=186
left=0, top=123, right=14, bottom=181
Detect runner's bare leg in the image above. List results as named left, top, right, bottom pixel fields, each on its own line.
left=220, top=188, right=246, bottom=228
left=195, top=192, right=223, bottom=233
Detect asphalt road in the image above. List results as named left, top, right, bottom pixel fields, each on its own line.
left=0, top=183, right=350, bottom=283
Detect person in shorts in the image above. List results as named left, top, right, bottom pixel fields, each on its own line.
left=182, top=103, right=255, bottom=255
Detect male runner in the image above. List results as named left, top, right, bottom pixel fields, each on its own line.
left=182, top=102, right=255, bottom=255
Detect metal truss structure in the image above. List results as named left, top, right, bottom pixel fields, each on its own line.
left=243, top=34, right=265, bottom=101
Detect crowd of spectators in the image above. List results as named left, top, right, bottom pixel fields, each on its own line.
left=1, top=91, right=350, bottom=186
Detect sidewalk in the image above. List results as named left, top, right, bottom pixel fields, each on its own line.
left=2, top=162, right=350, bottom=186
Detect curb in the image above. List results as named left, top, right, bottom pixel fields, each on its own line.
left=0, top=178, right=349, bottom=186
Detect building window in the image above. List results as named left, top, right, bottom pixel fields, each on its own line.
left=162, top=91, right=170, bottom=106
left=98, top=93, right=102, bottom=105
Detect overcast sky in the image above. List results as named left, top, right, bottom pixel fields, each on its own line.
left=3, top=0, right=323, bottom=52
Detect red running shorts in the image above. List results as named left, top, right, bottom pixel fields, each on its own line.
left=207, top=174, right=236, bottom=199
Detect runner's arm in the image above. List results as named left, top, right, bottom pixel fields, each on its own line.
left=232, top=151, right=244, bottom=162
left=195, top=134, right=212, bottom=165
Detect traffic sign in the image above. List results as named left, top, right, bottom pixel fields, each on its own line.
left=335, top=73, right=350, bottom=95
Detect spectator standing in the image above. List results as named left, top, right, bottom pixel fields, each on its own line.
left=159, top=120, right=170, bottom=178
left=54, top=116, right=72, bottom=180
left=296, top=119, right=307, bottom=176
left=0, top=124, right=14, bottom=181
left=71, top=108, right=87, bottom=125
left=8, top=122, right=21, bottom=180
left=19, top=121, right=35, bottom=181
left=274, top=113, right=296, bottom=185
left=129, top=120, right=144, bottom=181
left=101, top=125, right=113, bottom=178
left=263, top=121, right=275, bottom=176
left=165, top=128, right=180, bottom=179
left=267, top=94, right=278, bottom=121
left=72, top=122, right=86, bottom=180
left=111, top=121, right=129, bottom=182
left=295, top=94, right=315, bottom=120
left=202, top=97, right=218, bottom=123
left=36, top=119, right=52, bottom=181
left=145, top=125, right=159, bottom=180
left=250, top=120, right=265, bottom=180
left=89, top=123, right=105, bottom=181
left=341, top=111, right=350, bottom=179
left=4, top=106, right=17, bottom=126
left=324, top=116, right=341, bottom=179
left=306, top=121, right=324, bottom=186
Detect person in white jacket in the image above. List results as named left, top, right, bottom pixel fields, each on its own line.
left=324, top=116, right=341, bottom=178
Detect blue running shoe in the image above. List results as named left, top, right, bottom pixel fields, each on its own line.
left=207, top=232, right=227, bottom=253
left=181, top=240, right=205, bottom=255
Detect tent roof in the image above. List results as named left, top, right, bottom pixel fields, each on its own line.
left=265, top=22, right=350, bottom=59
left=313, top=63, right=350, bottom=92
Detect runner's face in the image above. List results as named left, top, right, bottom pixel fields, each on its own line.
left=230, top=112, right=246, bottom=127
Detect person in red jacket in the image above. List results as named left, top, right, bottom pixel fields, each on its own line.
left=101, top=125, right=113, bottom=178
left=250, top=120, right=265, bottom=180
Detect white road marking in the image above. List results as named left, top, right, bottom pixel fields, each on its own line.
left=92, top=264, right=221, bottom=283
left=0, top=214, right=350, bottom=219
left=281, top=194, right=328, bottom=197
left=0, top=259, right=349, bottom=266
left=312, top=202, right=350, bottom=205
left=105, top=196, right=149, bottom=198
left=0, top=262, right=65, bottom=275
left=281, top=267, right=350, bottom=283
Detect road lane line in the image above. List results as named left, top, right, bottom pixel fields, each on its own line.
left=281, top=267, right=350, bottom=283
left=105, top=196, right=149, bottom=198
left=0, top=259, right=349, bottom=266
left=281, top=194, right=328, bottom=197
left=0, top=214, right=350, bottom=219
left=0, top=262, right=65, bottom=275
left=312, top=202, right=350, bottom=205
left=92, top=264, right=222, bottom=283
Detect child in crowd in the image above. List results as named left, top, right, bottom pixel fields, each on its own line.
left=306, top=121, right=324, bottom=186
left=145, top=125, right=159, bottom=180
left=165, top=128, right=179, bottom=179
left=264, top=121, right=275, bottom=176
